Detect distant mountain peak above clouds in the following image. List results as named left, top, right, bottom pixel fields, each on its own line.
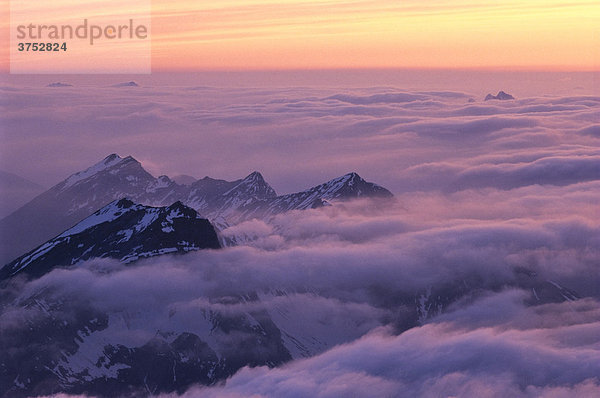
left=112, top=81, right=139, bottom=87
left=47, top=82, right=73, bottom=87
left=331, top=171, right=361, bottom=186
left=484, top=91, right=515, bottom=101
left=315, top=171, right=393, bottom=199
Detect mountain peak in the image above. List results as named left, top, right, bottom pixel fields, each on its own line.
left=342, top=171, right=361, bottom=180
left=227, top=171, right=394, bottom=221
left=167, top=200, right=191, bottom=213
left=484, top=91, right=515, bottom=101
left=62, top=154, right=126, bottom=188
left=115, top=198, right=135, bottom=208
left=244, top=171, right=265, bottom=182
left=103, top=153, right=122, bottom=163
left=325, top=172, right=364, bottom=187
left=1, top=199, right=220, bottom=280
left=47, top=82, right=73, bottom=87
left=226, top=171, right=277, bottom=199
left=121, top=155, right=141, bottom=164
left=101, top=154, right=141, bottom=166
left=316, top=172, right=393, bottom=200
left=113, top=81, right=139, bottom=87
left=60, top=154, right=149, bottom=190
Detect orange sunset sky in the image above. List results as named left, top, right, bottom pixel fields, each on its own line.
left=1, top=0, right=599, bottom=72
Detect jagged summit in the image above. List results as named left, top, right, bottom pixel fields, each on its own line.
left=484, top=91, right=515, bottom=101
left=60, top=154, right=146, bottom=189
left=246, top=171, right=264, bottom=180
left=226, top=171, right=394, bottom=224
left=240, top=171, right=268, bottom=186
left=165, top=200, right=199, bottom=216
left=1, top=199, right=220, bottom=280
left=0, top=155, right=394, bottom=264
left=228, top=171, right=277, bottom=199
left=104, top=153, right=121, bottom=162
left=317, top=171, right=393, bottom=199
left=330, top=172, right=361, bottom=185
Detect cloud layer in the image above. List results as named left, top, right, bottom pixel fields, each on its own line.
left=1, top=75, right=599, bottom=396
left=0, top=78, right=598, bottom=195
left=183, top=295, right=600, bottom=398
left=3, top=184, right=599, bottom=396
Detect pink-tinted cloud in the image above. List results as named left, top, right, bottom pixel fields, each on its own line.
left=179, top=295, right=600, bottom=398
left=2, top=184, right=598, bottom=395
left=0, top=81, right=598, bottom=195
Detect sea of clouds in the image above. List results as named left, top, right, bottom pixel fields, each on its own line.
left=0, top=81, right=598, bottom=194
left=0, top=80, right=599, bottom=396
left=3, top=190, right=599, bottom=397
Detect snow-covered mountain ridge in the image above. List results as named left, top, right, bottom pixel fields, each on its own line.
left=0, top=199, right=220, bottom=281
left=0, top=154, right=393, bottom=264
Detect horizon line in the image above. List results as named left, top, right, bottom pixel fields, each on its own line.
left=1, top=66, right=599, bottom=76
